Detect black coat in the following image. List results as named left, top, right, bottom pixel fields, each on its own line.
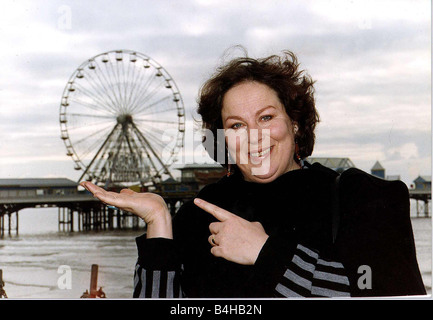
left=173, top=163, right=345, bottom=297
left=334, top=167, right=426, bottom=296
left=137, top=162, right=426, bottom=297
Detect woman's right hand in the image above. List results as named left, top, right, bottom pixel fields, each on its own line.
left=80, top=181, right=173, bottom=239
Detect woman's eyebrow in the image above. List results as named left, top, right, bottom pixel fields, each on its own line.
left=225, top=106, right=276, bottom=122
left=255, top=105, right=276, bottom=115
left=224, top=115, right=243, bottom=122
left=223, top=106, right=278, bottom=125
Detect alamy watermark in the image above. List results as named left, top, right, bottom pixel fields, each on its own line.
left=357, top=265, right=372, bottom=290
left=162, top=127, right=272, bottom=176
left=57, top=5, right=72, bottom=30
left=57, top=265, right=72, bottom=290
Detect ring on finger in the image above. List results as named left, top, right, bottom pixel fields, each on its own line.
left=210, top=235, right=217, bottom=246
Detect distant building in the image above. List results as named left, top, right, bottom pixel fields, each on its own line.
left=385, top=175, right=401, bottom=181
left=370, top=161, right=401, bottom=181
left=158, top=177, right=179, bottom=193
left=0, top=178, right=79, bottom=199
left=371, top=161, right=385, bottom=179
left=410, top=175, right=431, bottom=217
left=176, top=163, right=226, bottom=190
left=412, top=176, right=431, bottom=191
left=307, top=157, right=356, bottom=173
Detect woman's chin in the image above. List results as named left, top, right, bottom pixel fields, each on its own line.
left=240, top=161, right=300, bottom=183
left=243, top=167, right=279, bottom=183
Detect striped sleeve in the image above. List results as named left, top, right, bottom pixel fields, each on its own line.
left=133, top=235, right=183, bottom=298
left=133, top=263, right=183, bottom=298
left=275, top=243, right=351, bottom=297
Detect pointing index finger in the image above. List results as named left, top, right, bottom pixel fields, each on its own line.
left=193, top=198, right=233, bottom=222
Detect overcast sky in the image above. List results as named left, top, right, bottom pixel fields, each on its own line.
left=0, top=0, right=430, bottom=186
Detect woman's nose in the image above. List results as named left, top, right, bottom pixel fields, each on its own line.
left=248, top=126, right=271, bottom=150
left=248, top=121, right=267, bottom=143
left=248, top=127, right=261, bottom=144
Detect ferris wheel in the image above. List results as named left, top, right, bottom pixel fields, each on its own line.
left=59, top=50, right=185, bottom=188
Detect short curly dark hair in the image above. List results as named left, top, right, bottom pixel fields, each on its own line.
left=197, top=50, right=319, bottom=168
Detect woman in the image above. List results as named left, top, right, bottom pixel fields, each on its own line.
left=81, top=50, right=423, bottom=298
left=82, top=50, right=351, bottom=298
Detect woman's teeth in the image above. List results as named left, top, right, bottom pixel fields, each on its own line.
left=251, top=147, right=271, bottom=157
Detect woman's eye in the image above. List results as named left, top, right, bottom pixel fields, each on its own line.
left=231, top=123, right=243, bottom=129
left=261, top=115, right=272, bottom=122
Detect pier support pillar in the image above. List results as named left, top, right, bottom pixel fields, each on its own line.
left=15, top=211, right=18, bottom=235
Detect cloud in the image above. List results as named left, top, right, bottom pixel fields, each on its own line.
left=386, top=143, right=420, bottom=161
left=0, top=0, right=430, bottom=186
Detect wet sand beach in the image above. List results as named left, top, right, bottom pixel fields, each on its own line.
left=0, top=209, right=431, bottom=299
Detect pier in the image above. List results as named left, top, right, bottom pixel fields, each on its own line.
left=410, top=190, right=431, bottom=217
left=0, top=165, right=226, bottom=236
left=1, top=163, right=430, bottom=236
left=0, top=178, right=146, bottom=235
left=409, top=175, right=431, bottom=217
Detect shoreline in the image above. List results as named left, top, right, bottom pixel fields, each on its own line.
left=0, top=217, right=431, bottom=299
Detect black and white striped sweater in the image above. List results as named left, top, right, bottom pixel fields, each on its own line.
left=133, top=163, right=351, bottom=298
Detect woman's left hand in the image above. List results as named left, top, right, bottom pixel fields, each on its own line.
left=193, top=198, right=269, bottom=265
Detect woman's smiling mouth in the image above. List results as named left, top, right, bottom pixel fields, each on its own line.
left=249, top=146, right=273, bottom=159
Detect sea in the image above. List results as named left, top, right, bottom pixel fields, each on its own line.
left=0, top=207, right=431, bottom=299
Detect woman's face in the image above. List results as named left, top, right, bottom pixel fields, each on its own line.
left=221, top=81, right=300, bottom=183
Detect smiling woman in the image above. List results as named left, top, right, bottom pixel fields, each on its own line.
left=198, top=50, right=319, bottom=176
left=82, top=48, right=426, bottom=298
left=221, top=81, right=300, bottom=183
